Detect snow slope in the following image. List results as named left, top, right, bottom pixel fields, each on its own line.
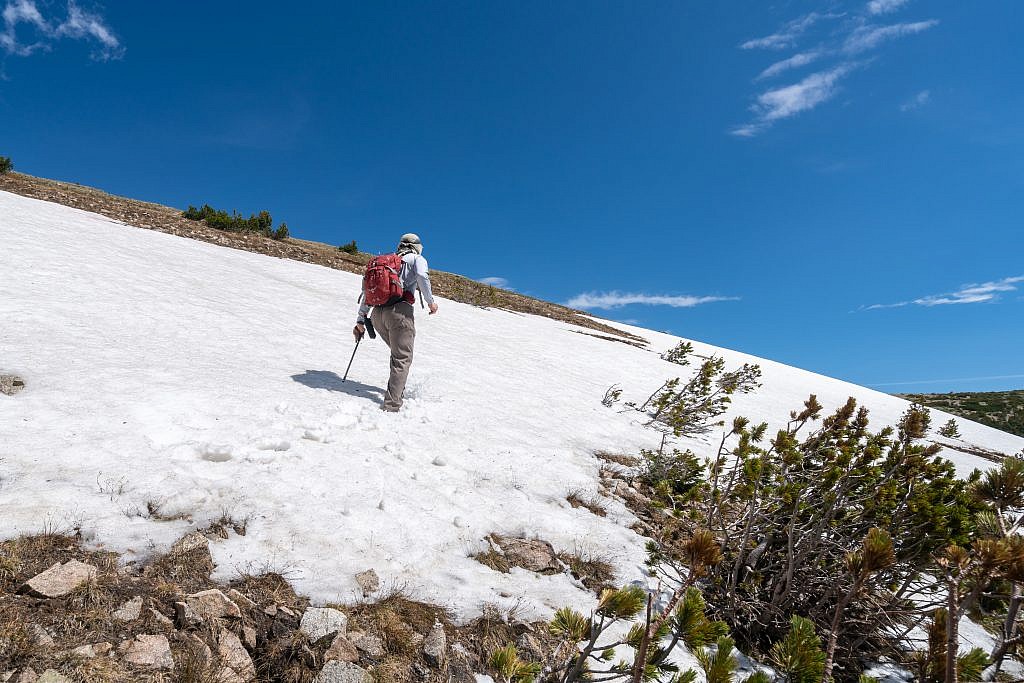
left=2, top=189, right=1022, bottom=624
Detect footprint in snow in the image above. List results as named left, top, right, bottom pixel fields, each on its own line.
left=254, top=438, right=291, bottom=452
left=196, top=443, right=233, bottom=462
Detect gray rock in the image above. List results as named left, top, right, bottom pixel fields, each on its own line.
left=27, top=624, right=53, bottom=647
left=170, top=531, right=209, bottom=555
left=121, top=634, right=174, bottom=669
left=300, top=607, right=348, bottom=642
left=0, top=375, right=25, bottom=396
left=226, top=588, right=256, bottom=611
left=312, top=661, right=372, bottom=683
left=349, top=632, right=385, bottom=658
left=218, top=629, right=255, bottom=680
left=181, top=633, right=213, bottom=669
left=113, top=596, right=143, bottom=621
left=242, top=625, right=257, bottom=650
left=35, top=673, right=69, bottom=683
left=20, top=560, right=97, bottom=598
left=148, top=607, right=174, bottom=627
left=175, top=601, right=203, bottom=628
left=324, top=634, right=359, bottom=663
left=354, top=569, right=380, bottom=597
left=422, top=621, right=447, bottom=666
left=70, top=642, right=112, bottom=658
left=9, top=669, right=37, bottom=683
left=186, top=589, right=241, bottom=621
left=495, top=537, right=561, bottom=574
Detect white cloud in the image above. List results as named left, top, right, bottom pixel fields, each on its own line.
left=865, top=275, right=1024, bottom=309
left=732, top=63, right=857, bottom=136
left=566, top=291, right=738, bottom=310
left=900, top=89, right=930, bottom=111
left=477, top=276, right=511, bottom=289
left=1, top=0, right=121, bottom=60
left=757, top=50, right=823, bottom=80
left=740, top=12, right=839, bottom=50
left=867, top=0, right=911, bottom=16
left=843, top=20, right=938, bottom=54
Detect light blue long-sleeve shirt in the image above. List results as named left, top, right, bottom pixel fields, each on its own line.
left=356, top=252, right=436, bottom=323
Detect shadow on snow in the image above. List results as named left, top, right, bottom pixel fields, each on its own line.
left=290, top=370, right=384, bottom=402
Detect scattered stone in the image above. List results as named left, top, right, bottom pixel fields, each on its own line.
left=218, top=629, right=256, bottom=680
left=324, top=634, right=359, bottom=663
left=148, top=608, right=174, bottom=627
left=19, top=560, right=97, bottom=598
left=227, top=588, right=256, bottom=610
left=300, top=607, right=348, bottom=642
left=122, top=634, right=174, bottom=670
left=354, top=569, right=380, bottom=597
left=242, top=624, right=258, bottom=649
left=186, top=589, right=241, bottom=621
left=278, top=605, right=296, bottom=617
left=349, top=632, right=385, bottom=659
left=215, top=668, right=246, bottom=683
left=35, top=673, right=69, bottom=683
left=175, top=601, right=202, bottom=628
left=422, top=621, right=447, bottom=666
left=181, top=633, right=214, bottom=670
left=263, top=604, right=278, bottom=617
left=0, top=375, right=25, bottom=396
left=170, top=531, right=209, bottom=555
left=71, top=642, right=112, bottom=658
left=313, top=661, right=372, bottom=683
left=9, top=669, right=37, bottom=683
left=494, top=537, right=561, bottom=574
left=113, top=595, right=144, bottom=621
left=27, top=624, right=53, bottom=647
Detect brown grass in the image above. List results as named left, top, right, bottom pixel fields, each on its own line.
left=566, top=490, right=608, bottom=517
left=594, top=451, right=639, bottom=467
left=558, top=547, right=616, bottom=595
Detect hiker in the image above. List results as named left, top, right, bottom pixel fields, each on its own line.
left=353, top=233, right=439, bottom=412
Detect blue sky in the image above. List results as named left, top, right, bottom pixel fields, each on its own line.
left=2, top=1, right=1022, bottom=393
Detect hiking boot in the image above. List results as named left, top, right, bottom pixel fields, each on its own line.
left=380, top=405, right=400, bottom=413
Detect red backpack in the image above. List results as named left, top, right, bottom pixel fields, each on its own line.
left=362, top=253, right=406, bottom=306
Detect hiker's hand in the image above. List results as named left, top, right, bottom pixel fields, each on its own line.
left=428, top=303, right=439, bottom=315
left=353, top=324, right=365, bottom=341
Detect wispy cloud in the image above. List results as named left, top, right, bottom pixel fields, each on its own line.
left=867, top=0, right=912, bottom=16
left=842, top=20, right=938, bottom=54
left=900, top=89, right=930, bottom=111
left=1, top=0, right=122, bottom=60
left=477, top=276, right=512, bottom=290
left=864, top=275, right=1024, bottom=310
left=733, top=63, right=857, bottom=137
left=740, top=12, right=839, bottom=50
left=757, top=50, right=823, bottom=80
left=734, top=8, right=939, bottom=137
left=566, top=292, right=738, bottom=310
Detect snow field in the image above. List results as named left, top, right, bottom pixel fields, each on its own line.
left=2, top=189, right=1023, bottom=634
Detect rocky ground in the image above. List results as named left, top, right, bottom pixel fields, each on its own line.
left=0, top=526, right=581, bottom=682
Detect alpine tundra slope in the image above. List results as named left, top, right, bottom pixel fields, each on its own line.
left=2, top=189, right=1022, bottom=662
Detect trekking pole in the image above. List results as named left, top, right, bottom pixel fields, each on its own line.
left=342, top=338, right=361, bottom=382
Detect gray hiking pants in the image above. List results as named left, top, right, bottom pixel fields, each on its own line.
left=371, top=301, right=416, bottom=410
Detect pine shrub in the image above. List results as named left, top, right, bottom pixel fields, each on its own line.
left=338, top=240, right=359, bottom=254
left=938, top=418, right=961, bottom=439
left=0, top=156, right=12, bottom=174
left=182, top=203, right=292, bottom=239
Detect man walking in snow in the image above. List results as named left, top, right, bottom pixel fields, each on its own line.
left=353, top=233, right=439, bottom=412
